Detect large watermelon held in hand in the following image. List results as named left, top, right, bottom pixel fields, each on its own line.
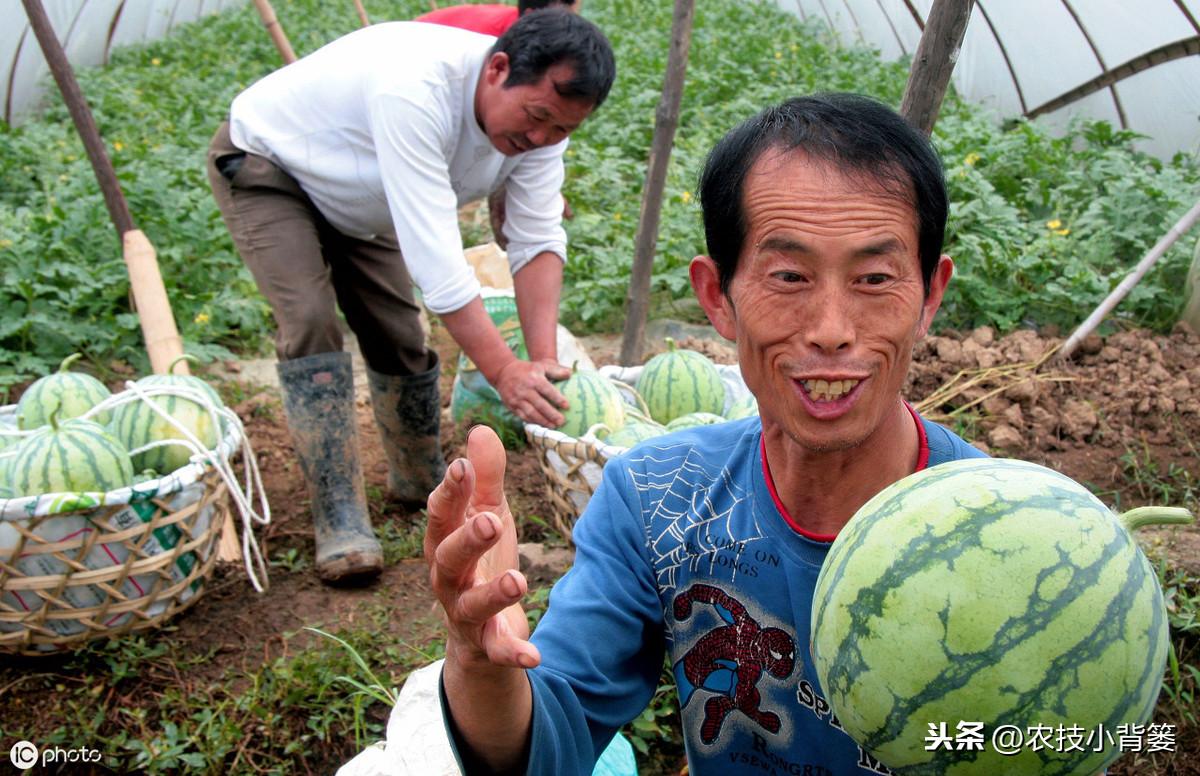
left=810, top=458, right=1192, bottom=775
left=8, top=412, right=134, bottom=497
left=16, top=353, right=112, bottom=429
left=635, top=338, right=725, bottom=425
left=557, top=367, right=626, bottom=439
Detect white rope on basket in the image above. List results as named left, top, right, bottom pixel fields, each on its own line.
left=82, top=382, right=272, bottom=593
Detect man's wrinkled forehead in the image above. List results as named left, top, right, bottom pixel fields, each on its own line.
left=745, top=143, right=918, bottom=211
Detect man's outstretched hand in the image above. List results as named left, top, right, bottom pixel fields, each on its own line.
left=425, top=425, right=541, bottom=670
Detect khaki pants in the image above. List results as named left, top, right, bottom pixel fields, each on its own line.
left=206, top=122, right=429, bottom=376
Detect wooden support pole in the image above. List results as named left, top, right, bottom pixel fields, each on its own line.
left=619, top=0, right=696, bottom=365
left=899, top=0, right=974, bottom=135
left=353, top=0, right=371, bottom=27
left=20, top=0, right=186, bottom=376
left=252, top=0, right=297, bottom=64
left=1058, top=199, right=1200, bottom=360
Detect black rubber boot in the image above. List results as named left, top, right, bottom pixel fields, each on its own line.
left=367, top=353, right=447, bottom=511
left=277, top=352, right=383, bottom=584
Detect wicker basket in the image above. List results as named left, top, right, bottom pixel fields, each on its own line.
left=524, top=364, right=749, bottom=543
left=0, top=392, right=249, bottom=656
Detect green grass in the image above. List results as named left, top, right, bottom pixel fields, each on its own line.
left=2, top=0, right=1198, bottom=395
left=0, top=603, right=443, bottom=774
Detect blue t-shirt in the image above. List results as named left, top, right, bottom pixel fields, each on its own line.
left=524, top=414, right=984, bottom=775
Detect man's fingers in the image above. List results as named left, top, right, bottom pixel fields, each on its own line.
left=424, top=458, right=474, bottom=559
left=512, top=396, right=563, bottom=429
left=467, top=425, right=509, bottom=510
left=453, top=568, right=527, bottom=626
left=433, top=512, right=502, bottom=589
left=483, top=613, right=543, bottom=669
left=543, top=362, right=572, bottom=382
left=539, top=378, right=568, bottom=410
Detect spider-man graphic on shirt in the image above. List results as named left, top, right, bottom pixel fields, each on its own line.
left=672, top=582, right=797, bottom=745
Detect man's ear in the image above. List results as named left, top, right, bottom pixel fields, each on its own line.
left=917, top=254, right=954, bottom=338
left=690, top=255, right=737, bottom=341
left=485, top=52, right=511, bottom=87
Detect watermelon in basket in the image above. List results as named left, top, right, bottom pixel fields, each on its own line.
left=524, top=360, right=752, bottom=543
left=0, top=376, right=269, bottom=655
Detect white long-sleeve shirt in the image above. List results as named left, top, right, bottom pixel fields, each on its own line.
left=229, top=22, right=568, bottom=314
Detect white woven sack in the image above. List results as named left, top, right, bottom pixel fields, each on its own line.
left=335, top=659, right=461, bottom=776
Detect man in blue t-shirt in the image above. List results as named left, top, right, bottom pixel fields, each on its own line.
left=422, top=94, right=984, bottom=774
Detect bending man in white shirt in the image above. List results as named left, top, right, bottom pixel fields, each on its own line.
left=206, top=10, right=615, bottom=584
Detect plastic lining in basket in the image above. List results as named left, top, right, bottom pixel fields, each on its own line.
left=524, top=363, right=749, bottom=543
left=0, top=381, right=270, bottom=655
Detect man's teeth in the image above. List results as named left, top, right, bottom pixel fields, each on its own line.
left=802, top=379, right=859, bottom=401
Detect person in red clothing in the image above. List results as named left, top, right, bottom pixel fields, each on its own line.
left=418, top=1, right=583, bottom=248
left=418, top=1, right=579, bottom=38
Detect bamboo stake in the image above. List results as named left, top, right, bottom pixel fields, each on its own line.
left=20, top=0, right=187, bottom=377
left=899, top=0, right=974, bottom=135
left=252, top=0, right=297, bottom=64
left=619, top=0, right=696, bottom=365
left=1059, top=198, right=1200, bottom=360
left=353, top=0, right=371, bottom=27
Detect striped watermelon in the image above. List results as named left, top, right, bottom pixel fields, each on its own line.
left=725, top=394, right=758, bottom=420
left=17, top=353, right=112, bottom=429
left=604, top=421, right=667, bottom=449
left=8, top=415, right=134, bottom=497
left=558, top=368, right=626, bottom=439
left=635, top=339, right=725, bottom=424
left=109, top=355, right=225, bottom=475
left=137, top=354, right=224, bottom=407
left=0, top=430, right=17, bottom=495
left=665, top=411, right=725, bottom=431
left=810, top=458, right=1191, bottom=775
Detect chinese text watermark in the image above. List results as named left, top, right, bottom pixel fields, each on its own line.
left=924, top=721, right=1176, bottom=755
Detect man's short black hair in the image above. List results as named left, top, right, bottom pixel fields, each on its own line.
left=699, top=93, right=948, bottom=297
left=492, top=9, right=615, bottom=108
left=518, top=0, right=576, bottom=11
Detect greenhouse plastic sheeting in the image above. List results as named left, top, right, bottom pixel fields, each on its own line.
left=4, top=0, right=246, bottom=125
left=775, top=0, right=1200, bottom=160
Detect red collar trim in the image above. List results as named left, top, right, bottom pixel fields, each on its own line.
left=760, top=403, right=929, bottom=542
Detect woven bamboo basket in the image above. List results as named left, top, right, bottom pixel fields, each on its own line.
left=0, top=475, right=228, bottom=655
left=524, top=364, right=749, bottom=543
left=0, top=390, right=252, bottom=656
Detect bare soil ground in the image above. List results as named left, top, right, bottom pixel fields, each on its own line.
left=4, top=323, right=1199, bottom=774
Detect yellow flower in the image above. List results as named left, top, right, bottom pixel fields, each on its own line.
left=774, top=51, right=783, bottom=60
left=151, top=57, right=161, bottom=66
left=964, top=152, right=980, bottom=166
left=194, top=312, right=211, bottom=325
left=113, top=141, right=124, bottom=152
left=681, top=190, right=692, bottom=204
left=1055, top=227, right=1070, bottom=236
left=1046, top=219, right=1062, bottom=230
left=614, top=212, right=622, bottom=221
left=0, top=239, right=13, bottom=250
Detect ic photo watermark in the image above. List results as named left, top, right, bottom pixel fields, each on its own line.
left=8, top=741, right=103, bottom=770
